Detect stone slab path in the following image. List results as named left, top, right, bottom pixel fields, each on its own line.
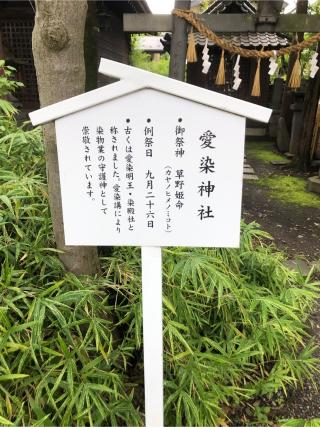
left=243, top=157, right=258, bottom=180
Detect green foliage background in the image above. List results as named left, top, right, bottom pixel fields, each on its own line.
left=0, top=60, right=23, bottom=118
left=130, top=35, right=170, bottom=76
left=0, top=63, right=319, bottom=426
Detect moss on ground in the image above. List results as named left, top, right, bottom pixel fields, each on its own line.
left=246, top=141, right=286, bottom=163
left=253, top=176, right=320, bottom=208
left=245, top=141, right=320, bottom=208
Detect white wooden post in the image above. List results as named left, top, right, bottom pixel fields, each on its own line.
left=141, top=246, right=164, bottom=427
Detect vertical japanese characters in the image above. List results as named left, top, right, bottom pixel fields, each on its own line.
left=145, top=119, right=156, bottom=229
left=175, top=118, right=185, bottom=158
left=111, top=125, right=121, bottom=233
left=81, top=120, right=218, bottom=237
left=174, top=119, right=185, bottom=212
left=175, top=169, right=185, bottom=210
left=82, top=126, right=94, bottom=201
left=125, top=119, right=135, bottom=231
left=145, top=169, right=155, bottom=229
left=198, top=130, right=216, bottom=220
left=145, top=118, right=154, bottom=158
left=96, top=126, right=108, bottom=214
left=164, top=166, right=172, bottom=233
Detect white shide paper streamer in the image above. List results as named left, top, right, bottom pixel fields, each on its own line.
left=268, top=56, right=278, bottom=76
left=202, top=38, right=211, bottom=75
left=232, top=55, right=242, bottom=90
left=310, top=52, right=319, bottom=79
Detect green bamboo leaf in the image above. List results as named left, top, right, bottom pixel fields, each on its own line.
left=87, top=383, right=116, bottom=394
left=172, top=350, right=192, bottom=361
left=0, top=415, right=13, bottom=425
left=55, top=290, right=93, bottom=304
left=0, top=374, right=29, bottom=381
left=163, top=296, right=176, bottom=315
left=39, top=280, right=65, bottom=297
left=0, top=99, right=17, bottom=116
left=31, top=415, right=51, bottom=427
left=0, top=195, right=14, bottom=215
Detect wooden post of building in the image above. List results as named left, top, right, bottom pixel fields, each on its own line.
left=298, top=43, right=320, bottom=169
left=256, top=1, right=284, bottom=27
left=84, top=1, right=98, bottom=92
left=279, top=0, right=308, bottom=137
left=287, top=0, right=308, bottom=78
left=169, top=0, right=191, bottom=81
left=0, top=32, right=4, bottom=58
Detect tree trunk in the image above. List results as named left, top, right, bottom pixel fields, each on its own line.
left=32, top=0, right=100, bottom=275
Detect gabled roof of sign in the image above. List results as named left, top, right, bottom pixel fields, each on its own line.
left=29, top=59, right=271, bottom=126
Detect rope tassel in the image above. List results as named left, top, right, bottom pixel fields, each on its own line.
left=215, top=49, right=225, bottom=85
left=186, top=28, right=197, bottom=63
left=251, top=58, right=261, bottom=97
left=288, top=55, right=302, bottom=88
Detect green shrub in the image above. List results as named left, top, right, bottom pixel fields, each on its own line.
left=279, top=419, right=320, bottom=427
left=0, top=71, right=319, bottom=427
left=0, top=61, right=23, bottom=118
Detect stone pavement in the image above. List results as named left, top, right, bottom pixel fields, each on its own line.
left=243, top=156, right=258, bottom=180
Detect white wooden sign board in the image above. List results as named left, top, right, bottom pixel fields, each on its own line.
left=55, top=89, right=245, bottom=247
left=30, top=58, right=272, bottom=427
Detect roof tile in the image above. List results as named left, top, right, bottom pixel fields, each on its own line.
left=193, top=32, right=288, bottom=48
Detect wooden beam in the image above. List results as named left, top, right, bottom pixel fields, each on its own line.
left=298, top=43, right=320, bottom=168
left=124, top=14, right=173, bottom=32
left=124, top=14, right=320, bottom=33
left=169, top=0, right=191, bottom=81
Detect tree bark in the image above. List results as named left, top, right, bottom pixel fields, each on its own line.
left=32, top=0, right=99, bottom=275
